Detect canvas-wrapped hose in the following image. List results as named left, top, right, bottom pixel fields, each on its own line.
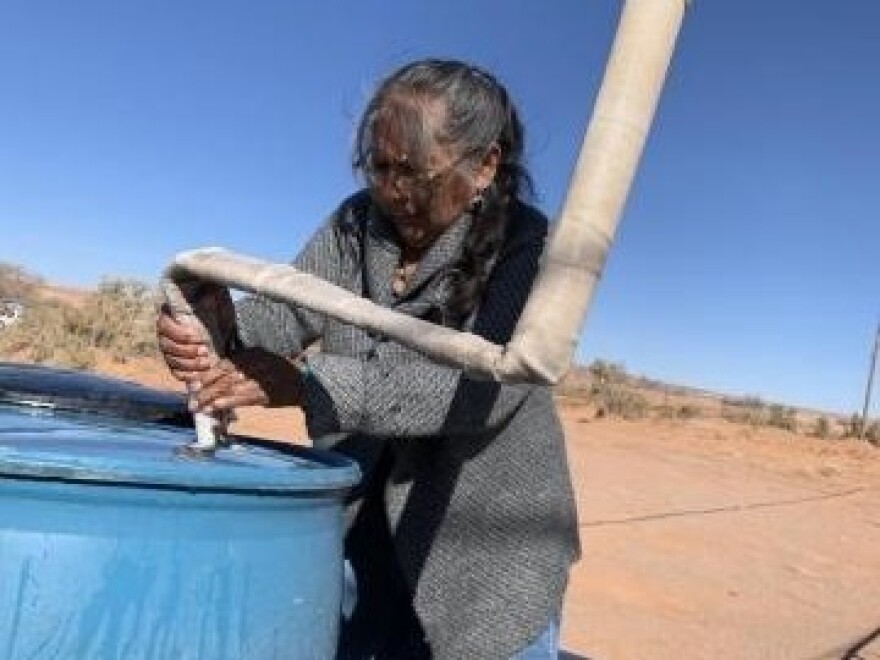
left=160, top=278, right=237, bottom=452
left=163, top=0, right=688, bottom=448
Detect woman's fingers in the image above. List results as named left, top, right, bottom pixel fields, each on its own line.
left=191, top=361, right=270, bottom=412
left=159, top=344, right=213, bottom=379
left=156, top=310, right=203, bottom=344
left=208, top=384, right=270, bottom=412
left=156, top=309, right=214, bottom=378
left=158, top=337, right=210, bottom=362
left=180, top=349, right=304, bottom=413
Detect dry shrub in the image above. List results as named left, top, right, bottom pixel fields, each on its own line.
left=843, top=413, right=865, bottom=438
left=810, top=417, right=831, bottom=439
left=0, top=262, right=42, bottom=300
left=555, top=374, right=592, bottom=399
left=844, top=414, right=880, bottom=444
left=677, top=404, right=702, bottom=419
left=589, top=382, right=649, bottom=420
left=0, top=300, right=95, bottom=367
left=0, top=277, right=159, bottom=369
left=83, top=278, right=159, bottom=362
left=722, top=395, right=766, bottom=409
left=558, top=359, right=647, bottom=419
left=556, top=359, right=629, bottom=402
left=588, top=359, right=627, bottom=385
left=867, top=422, right=880, bottom=445
left=722, top=398, right=798, bottom=432
left=656, top=403, right=702, bottom=421
left=765, top=404, right=798, bottom=432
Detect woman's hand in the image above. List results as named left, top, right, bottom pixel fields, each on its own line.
left=188, top=348, right=305, bottom=414
left=156, top=307, right=215, bottom=383
left=157, top=292, right=305, bottom=414
left=156, top=281, right=237, bottom=383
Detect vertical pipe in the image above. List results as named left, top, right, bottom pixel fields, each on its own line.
left=505, top=0, right=688, bottom=382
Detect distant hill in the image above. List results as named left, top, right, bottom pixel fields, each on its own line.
left=33, top=282, right=92, bottom=307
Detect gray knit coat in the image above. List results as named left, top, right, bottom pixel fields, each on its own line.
left=235, top=192, right=580, bottom=659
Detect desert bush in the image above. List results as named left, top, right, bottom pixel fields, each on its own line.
left=722, top=395, right=766, bottom=409
left=722, top=399, right=765, bottom=426
left=655, top=403, right=702, bottom=421
left=589, top=382, right=648, bottom=420
left=0, top=277, right=159, bottom=368
left=722, top=400, right=797, bottom=432
left=765, top=404, right=798, bottom=432
left=556, top=359, right=630, bottom=401
left=654, top=404, right=677, bottom=419
left=0, top=262, right=42, bottom=301
left=587, top=359, right=627, bottom=385
left=82, top=278, right=159, bottom=361
left=844, top=415, right=880, bottom=444
left=844, top=413, right=863, bottom=438
left=554, top=369, right=592, bottom=399
left=0, top=300, right=95, bottom=368
left=676, top=404, right=702, bottom=420
left=555, top=380, right=591, bottom=399
left=810, top=417, right=831, bottom=439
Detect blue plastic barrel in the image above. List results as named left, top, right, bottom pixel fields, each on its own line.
left=0, top=365, right=359, bottom=660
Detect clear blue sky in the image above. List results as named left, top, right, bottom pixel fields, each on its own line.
left=1, top=0, right=877, bottom=415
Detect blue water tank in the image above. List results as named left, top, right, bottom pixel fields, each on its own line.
left=0, top=364, right=359, bottom=659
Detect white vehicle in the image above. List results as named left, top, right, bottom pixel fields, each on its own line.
left=0, top=300, right=23, bottom=329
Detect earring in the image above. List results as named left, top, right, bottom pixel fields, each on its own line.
left=469, top=190, right=485, bottom=215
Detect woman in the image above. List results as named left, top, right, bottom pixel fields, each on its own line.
left=158, top=59, right=580, bottom=659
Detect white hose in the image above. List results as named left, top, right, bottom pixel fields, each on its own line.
left=163, top=0, right=688, bottom=448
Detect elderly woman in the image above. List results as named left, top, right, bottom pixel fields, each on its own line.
left=158, top=58, right=579, bottom=659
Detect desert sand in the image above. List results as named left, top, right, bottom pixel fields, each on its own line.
left=100, top=357, right=880, bottom=659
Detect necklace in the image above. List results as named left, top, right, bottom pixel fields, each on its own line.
left=392, top=259, right=419, bottom=296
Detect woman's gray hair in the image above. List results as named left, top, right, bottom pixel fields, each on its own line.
left=354, top=58, right=535, bottom=326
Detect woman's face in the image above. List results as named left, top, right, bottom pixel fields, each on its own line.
left=365, top=100, right=498, bottom=252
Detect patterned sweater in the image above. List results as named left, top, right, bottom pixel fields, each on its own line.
left=235, top=191, right=580, bottom=659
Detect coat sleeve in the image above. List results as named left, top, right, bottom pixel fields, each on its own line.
left=234, top=196, right=364, bottom=355
left=302, top=228, right=547, bottom=439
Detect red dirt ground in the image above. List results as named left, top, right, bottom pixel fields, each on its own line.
left=101, top=357, right=880, bottom=659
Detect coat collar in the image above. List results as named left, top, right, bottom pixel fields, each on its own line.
left=364, top=203, right=472, bottom=309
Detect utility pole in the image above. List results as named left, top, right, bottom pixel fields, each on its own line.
left=860, top=321, right=880, bottom=442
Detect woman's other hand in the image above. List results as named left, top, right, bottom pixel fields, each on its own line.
left=188, top=348, right=305, bottom=414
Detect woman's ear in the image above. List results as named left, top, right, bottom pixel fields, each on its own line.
left=473, top=144, right=501, bottom=191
